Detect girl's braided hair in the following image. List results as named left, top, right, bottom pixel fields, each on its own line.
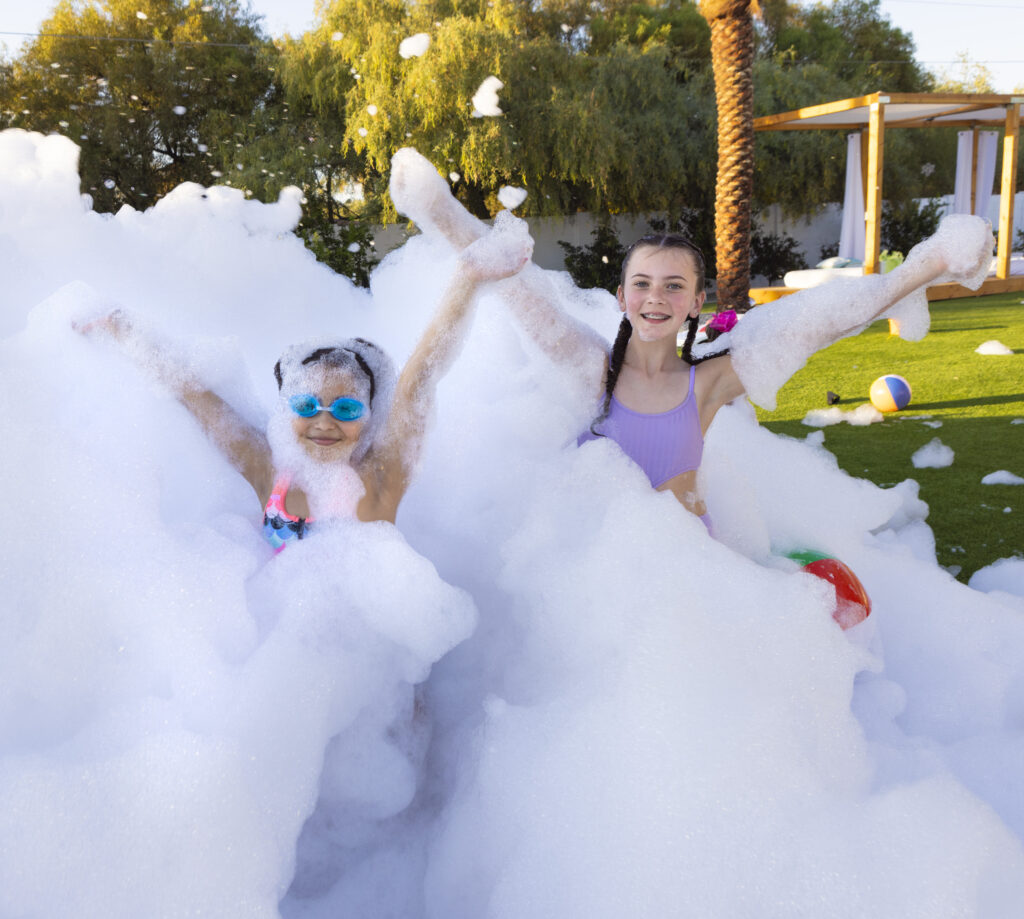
left=589, top=234, right=729, bottom=436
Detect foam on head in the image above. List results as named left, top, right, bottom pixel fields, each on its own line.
left=273, top=337, right=396, bottom=464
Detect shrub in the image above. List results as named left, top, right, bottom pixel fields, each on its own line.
left=750, top=224, right=808, bottom=283
left=557, top=223, right=628, bottom=292
left=881, top=197, right=944, bottom=255
left=296, top=215, right=379, bottom=287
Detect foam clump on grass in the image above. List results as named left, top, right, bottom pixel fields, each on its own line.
left=969, top=558, right=1024, bottom=612
left=912, top=437, right=954, bottom=469
left=975, top=339, right=1014, bottom=355
left=970, top=558, right=1024, bottom=596
left=802, top=404, right=882, bottom=427
left=982, top=470, right=1024, bottom=485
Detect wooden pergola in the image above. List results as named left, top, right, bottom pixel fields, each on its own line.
left=753, top=92, right=1024, bottom=301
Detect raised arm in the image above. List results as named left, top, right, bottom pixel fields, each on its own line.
left=716, top=214, right=994, bottom=412
left=389, top=148, right=608, bottom=396
left=359, top=216, right=534, bottom=512
left=75, top=311, right=274, bottom=500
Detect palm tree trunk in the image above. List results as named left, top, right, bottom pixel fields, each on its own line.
left=701, top=0, right=755, bottom=311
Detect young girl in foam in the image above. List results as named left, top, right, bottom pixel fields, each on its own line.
left=76, top=219, right=532, bottom=547
left=389, top=148, right=994, bottom=528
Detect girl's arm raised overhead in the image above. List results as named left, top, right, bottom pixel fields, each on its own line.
left=721, top=214, right=994, bottom=412
left=75, top=311, right=274, bottom=501
left=359, top=216, right=534, bottom=518
left=389, top=148, right=608, bottom=397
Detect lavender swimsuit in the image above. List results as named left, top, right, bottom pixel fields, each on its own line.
left=579, top=364, right=710, bottom=529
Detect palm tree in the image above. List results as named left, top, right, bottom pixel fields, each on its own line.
left=699, top=0, right=756, bottom=311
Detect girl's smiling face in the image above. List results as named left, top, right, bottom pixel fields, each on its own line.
left=617, top=246, right=706, bottom=343
left=288, top=366, right=369, bottom=463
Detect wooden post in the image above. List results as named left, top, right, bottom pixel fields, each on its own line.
left=860, top=128, right=869, bottom=213
left=864, top=97, right=887, bottom=275
left=970, top=126, right=980, bottom=215
left=996, top=101, right=1020, bottom=280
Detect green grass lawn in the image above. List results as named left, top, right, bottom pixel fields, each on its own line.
left=745, top=291, right=1024, bottom=583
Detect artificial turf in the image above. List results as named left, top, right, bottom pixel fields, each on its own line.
left=746, top=291, right=1024, bottom=582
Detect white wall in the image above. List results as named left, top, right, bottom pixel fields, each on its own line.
left=372, top=192, right=1024, bottom=286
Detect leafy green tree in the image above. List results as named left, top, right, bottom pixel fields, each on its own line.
left=0, top=0, right=275, bottom=211
left=283, top=0, right=717, bottom=220
left=211, top=64, right=382, bottom=285
left=587, top=0, right=711, bottom=77
left=762, top=0, right=932, bottom=93
left=932, top=53, right=996, bottom=94
left=752, top=58, right=850, bottom=213
left=0, top=2, right=382, bottom=284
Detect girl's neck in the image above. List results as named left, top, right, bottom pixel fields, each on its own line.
left=624, top=335, right=681, bottom=377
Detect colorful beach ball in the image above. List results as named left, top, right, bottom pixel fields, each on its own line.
left=785, top=550, right=872, bottom=630
left=869, top=374, right=912, bottom=413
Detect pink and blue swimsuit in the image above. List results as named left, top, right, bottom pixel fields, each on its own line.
left=262, top=474, right=313, bottom=552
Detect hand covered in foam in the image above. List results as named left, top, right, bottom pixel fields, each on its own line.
left=72, top=307, right=134, bottom=342
left=883, top=214, right=994, bottom=340
left=457, top=211, right=533, bottom=283
left=727, top=214, right=995, bottom=410
left=389, top=147, right=451, bottom=230
left=907, top=213, right=994, bottom=288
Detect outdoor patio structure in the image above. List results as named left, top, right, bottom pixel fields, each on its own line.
left=751, top=92, right=1024, bottom=304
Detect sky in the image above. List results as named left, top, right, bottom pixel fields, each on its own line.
left=0, top=0, right=1022, bottom=92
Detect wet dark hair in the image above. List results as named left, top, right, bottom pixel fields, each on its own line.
left=274, top=338, right=377, bottom=402
left=590, top=234, right=728, bottom=435
left=619, top=233, right=707, bottom=292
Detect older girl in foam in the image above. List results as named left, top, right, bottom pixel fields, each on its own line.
left=389, top=147, right=993, bottom=528
left=76, top=219, right=532, bottom=548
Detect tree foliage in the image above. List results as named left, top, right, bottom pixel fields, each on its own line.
left=281, top=0, right=717, bottom=220
left=932, top=54, right=997, bottom=94
left=0, top=0, right=275, bottom=211
left=1, top=0, right=993, bottom=285
left=758, top=0, right=932, bottom=94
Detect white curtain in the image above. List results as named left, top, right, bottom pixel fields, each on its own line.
left=838, top=133, right=865, bottom=261
left=954, top=130, right=999, bottom=218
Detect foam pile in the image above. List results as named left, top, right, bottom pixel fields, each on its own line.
left=2, top=129, right=1023, bottom=918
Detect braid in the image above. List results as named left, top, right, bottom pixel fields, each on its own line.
left=680, top=314, right=731, bottom=366
left=590, top=316, right=632, bottom=436
left=588, top=236, right=727, bottom=435
left=679, top=315, right=700, bottom=364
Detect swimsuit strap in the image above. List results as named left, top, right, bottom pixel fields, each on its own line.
left=266, top=472, right=310, bottom=523
left=263, top=473, right=314, bottom=553
left=580, top=363, right=703, bottom=488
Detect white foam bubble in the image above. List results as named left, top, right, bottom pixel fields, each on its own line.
left=983, top=470, right=1024, bottom=485
left=912, top=437, right=955, bottom=469
left=803, top=403, right=883, bottom=427
left=399, top=33, right=431, bottom=59
left=471, top=76, right=504, bottom=117
left=3, top=130, right=1024, bottom=918
left=497, top=186, right=527, bottom=210
left=976, top=339, right=1014, bottom=355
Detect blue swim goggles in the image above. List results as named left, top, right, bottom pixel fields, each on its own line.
left=288, top=393, right=366, bottom=421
